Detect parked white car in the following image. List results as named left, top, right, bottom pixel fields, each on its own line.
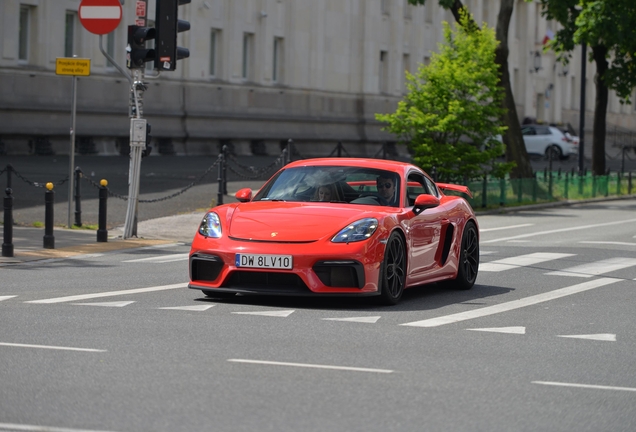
left=521, top=124, right=578, bottom=160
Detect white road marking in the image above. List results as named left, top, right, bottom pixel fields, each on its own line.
left=479, top=250, right=497, bottom=256
left=0, top=423, right=118, bottom=432
left=0, top=296, right=17, bottom=302
left=532, top=381, right=636, bottom=392
left=401, top=278, right=620, bottom=328
left=0, top=342, right=106, bottom=353
left=232, top=310, right=295, bottom=317
left=122, top=253, right=188, bottom=263
left=580, top=241, right=636, bottom=246
left=323, top=316, right=381, bottom=323
left=72, top=301, right=135, bottom=308
left=547, top=257, right=636, bottom=278
left=558, top=334, right=616, bottom=341
left=466, top=326, right=526, bottom=334
left=480, top=224, right=534, bottom=233
left=159, top=305, right=215, bottom=311
left=228, top=359, right=394, bottom=374
left=25, top=282, right=187, bottom=304
left=480, top=252, right=575, bottom=272
left=481, top=217, right=636, bottom=244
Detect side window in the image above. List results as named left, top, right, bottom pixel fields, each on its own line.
left=406, top=173, right=428, bottom=207
left=537, top=126, right=551, bottom=135
left=424, top=177, right=440, bottom=198
left=521, top=127, right=534, bottom=136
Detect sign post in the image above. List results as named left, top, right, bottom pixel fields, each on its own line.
left=56, top=57, right=91, bottom=228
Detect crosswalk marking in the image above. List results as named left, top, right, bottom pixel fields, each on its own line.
left=26, top=282, right=188, bottom=304
left=400, top=278, right=621, bottom=328
left=0, top=296, right=17, bottom=302
left=159, top=305, right=215, bottom=311
left=72, top=301, right=135, bottom=307
left=480, top=223, right=534, bottom=233
left=232, top=310, right=295, bottom=317
left=323, top=316, right=381, bottom=323
left=546, top=257, right=636, bottom=278
left=479, top=252, right=575, bottom=272
left=557, top=334, right=616, bottom=341
left=122, top=253, right=189, bottom=263
left=466, top=326, right=526, bottom=334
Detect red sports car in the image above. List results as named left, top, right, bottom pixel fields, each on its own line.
left=188, top=158, right=479, bottom=305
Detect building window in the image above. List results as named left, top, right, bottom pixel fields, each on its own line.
left=424, top=0, right=433, bottom=23
left=403, top=0, right=412, bottom=19
left=242, top=32, right=254, bottom=80
left=402, top=53, right=410, bottom=94
left=381, top=0, right=390, bottom=15
left=379, top=51, right=388, bottom=93
left=106, top=32, right=115, bottom=69
left=65, top=11, right=76, bottom=57
left=210, top=29, right=220, bottom=77
left=273, top=37, right=283, bottom=83
left=19, top=6, right=31, bottom=62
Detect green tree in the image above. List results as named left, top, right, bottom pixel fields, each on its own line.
left=408, top=0, right=533, bottom=180
left=376, top=14, right=513, bottom=181
left=538, top=0, right=636, bottom=175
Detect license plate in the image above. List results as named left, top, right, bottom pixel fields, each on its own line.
left=235, top=253, right=293, bottom=270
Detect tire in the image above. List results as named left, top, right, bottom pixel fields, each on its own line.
left=378, top=232, right=407, bottom=305
left=453, top=221, right=479, bottom=290
left=545, top=145, right=562, bottom=161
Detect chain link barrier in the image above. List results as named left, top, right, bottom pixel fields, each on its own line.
left=225, top=151, right=286, bottom=180
left=79, top=157, right=222, bottom=202
left=7, top=166, right=69, bottom=188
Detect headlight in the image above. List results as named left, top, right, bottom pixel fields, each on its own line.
left=198, top=212, right=222, bottom=238
left=332, top=218, right=378, bottom=243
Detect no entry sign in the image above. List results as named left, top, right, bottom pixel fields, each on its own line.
left=79, top=0, right=123, bottom=35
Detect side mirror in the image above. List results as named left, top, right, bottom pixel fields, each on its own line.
left=235, top=188, right=252, bottom=203
left=413, top=194, right=440, bottom=213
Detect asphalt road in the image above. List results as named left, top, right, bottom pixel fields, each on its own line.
left=1, top=200, right=636, bottom=431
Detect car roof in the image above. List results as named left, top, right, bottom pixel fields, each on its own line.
left=284, top=157, right=421, bottom=176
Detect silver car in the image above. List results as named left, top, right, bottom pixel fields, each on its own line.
left=521, top=124, right=579, bottom=160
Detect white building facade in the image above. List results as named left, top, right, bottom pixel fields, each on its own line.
left=1, top=0, right=634, bottom=156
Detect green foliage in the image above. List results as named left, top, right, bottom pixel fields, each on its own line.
left=540, top=0, right=636, bottom=103
left=376, top=12, right=513, bottom=181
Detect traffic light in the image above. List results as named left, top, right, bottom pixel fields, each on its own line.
left=154, top=0, right=191, bottom=71
left=127, top=25, right=156, bottom=69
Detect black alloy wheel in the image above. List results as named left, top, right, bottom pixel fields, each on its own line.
left=454, top=221, right=479, bottom=290
left=379, top=232, right=406, bottom=305
left=545, top=145, right=562, bottom=161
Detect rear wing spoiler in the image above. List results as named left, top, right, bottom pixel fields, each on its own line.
left=436, top=182, right=473, bottom=198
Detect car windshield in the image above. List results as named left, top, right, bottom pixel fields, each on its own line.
left=252, top=166, right=402, bottom=207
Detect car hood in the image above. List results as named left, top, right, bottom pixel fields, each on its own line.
left=227, top=202, right=377, bottom=242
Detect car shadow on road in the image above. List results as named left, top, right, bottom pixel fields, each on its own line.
left=193, top=282, right=513, bottom=313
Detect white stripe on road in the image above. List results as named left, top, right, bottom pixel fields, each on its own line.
left=479, top=252, right=575, bottom=272
left=480, top=223, right=534, bottom=232
left=0, top=342, right=105, bottom=353
left=79, top=6, right=121, bottom=19
left=0, top=296, right=17, bottom=302
left=228, top=359, right=393, bottom=374
left=532, top=381, right=636, bottom=393
left=547, top=257, right=636, bottom=278
left=481, top=217, right=636, bottom=244
left=122, top=253, right=188, bottom=263
left=580, top=241, right=636, bottom=246
left=25, top=282, right=188, bottom=304
left=0, top=423, right=118, bottom=432
left=401, top=278, right=620, bottom=328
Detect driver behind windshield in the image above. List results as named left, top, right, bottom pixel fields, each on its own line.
left=377, top=175, right=397, bottom=206
left=313, top=183, right=338, bottom=201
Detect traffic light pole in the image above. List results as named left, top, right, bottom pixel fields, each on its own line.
left=123, top=68, right=146, bottom=239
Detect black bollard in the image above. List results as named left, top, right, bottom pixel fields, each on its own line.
left=43, top=182, right=55, bottom=249
left=97, top=179, right=108, bottom=242
left=2, top=188, right=13, bottom=258
left=74, top=167, right=82, bottom=227
left=217, top=153, right=224, bottom=206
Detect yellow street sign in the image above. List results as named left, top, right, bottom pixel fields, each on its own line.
left=55, top=58, right=91, bottom=76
